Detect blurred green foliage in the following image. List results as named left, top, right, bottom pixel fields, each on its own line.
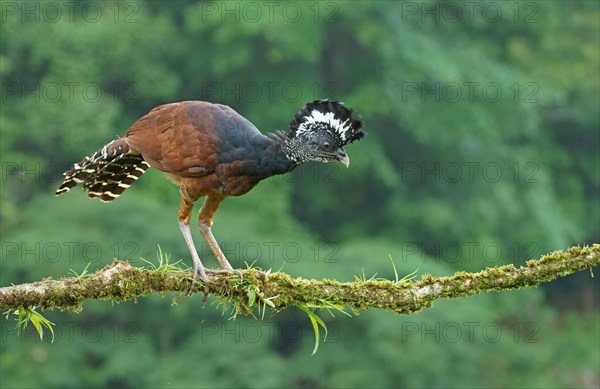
left=0, top=1, right=598, bottom=388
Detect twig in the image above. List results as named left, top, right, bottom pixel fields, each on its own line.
left=1, top=245, right=598, bottom=314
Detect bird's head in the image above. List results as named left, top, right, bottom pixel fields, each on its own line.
left=286, top=100, right=366, bottom=167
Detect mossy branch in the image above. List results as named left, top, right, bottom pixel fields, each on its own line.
left=1, top=245, right=598, bottom=314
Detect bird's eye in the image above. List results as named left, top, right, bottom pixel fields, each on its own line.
left=323, top=142, right=330, bottom=150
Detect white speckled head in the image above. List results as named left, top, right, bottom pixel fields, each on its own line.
left=285, top=100, right=366, bottom=166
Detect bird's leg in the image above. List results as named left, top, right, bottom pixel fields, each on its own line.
left=178, top=196, right=209, bottom=298
left=198, top=195, right=239, bottom=275
left=178, top=221, right=209, bottom=282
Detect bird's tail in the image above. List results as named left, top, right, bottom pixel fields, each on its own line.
left=55, top=138, right=150, bottom=202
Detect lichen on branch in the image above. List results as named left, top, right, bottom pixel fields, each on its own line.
left=0, top=245, right=598, bottom=314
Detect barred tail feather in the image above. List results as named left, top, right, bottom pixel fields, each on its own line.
left=55, top=138, right=149, bottom=202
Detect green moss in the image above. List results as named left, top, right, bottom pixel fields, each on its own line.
left=1, top=245, right=598, bottom=317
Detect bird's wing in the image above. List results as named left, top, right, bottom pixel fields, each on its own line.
left=124, top=101, right=263, bottom=177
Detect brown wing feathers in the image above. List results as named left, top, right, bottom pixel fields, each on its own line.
left=125, top=102, right=219, bottom=177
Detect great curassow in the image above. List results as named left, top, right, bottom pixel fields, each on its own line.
left=56, top=100, right=365, bottom=291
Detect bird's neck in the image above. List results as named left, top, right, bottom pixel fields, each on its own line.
left=248, top=133, right=300, bottom=178
left=261, top=133, right=302, bottom=177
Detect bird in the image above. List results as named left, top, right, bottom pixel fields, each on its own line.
left=56, top=99, right=365, bottom=291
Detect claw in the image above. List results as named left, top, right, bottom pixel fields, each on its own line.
left=187, top=266, right=210, bottom=305
left=206, top=268, right=243, bottom=279
left=234, top=269, right=243, bottom=279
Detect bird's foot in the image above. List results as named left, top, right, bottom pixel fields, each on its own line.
left=233, top=268, right=243, bottom=279
left=188, top=266, right=210, bottom=305
left=206, top=268, right=243, bottom=279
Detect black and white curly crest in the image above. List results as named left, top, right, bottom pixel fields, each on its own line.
left=289, top=100, right=366, bottom=146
